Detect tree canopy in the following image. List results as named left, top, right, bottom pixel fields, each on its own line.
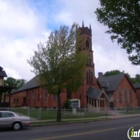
left=4, top=77, right=26, bottom=92
left=28, top=23, right=88, bottom=121
left=103, top=70, right=123, bottom=77
left=103, top=69, right=140, bottom=84
left=131, top=74, right=140, bottom=84
left=95, top=0, right=140, bottom=65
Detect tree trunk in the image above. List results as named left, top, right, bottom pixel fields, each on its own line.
left=0, top=92, right=2, bottom=104
left=56, top=91, right=61, bottom=122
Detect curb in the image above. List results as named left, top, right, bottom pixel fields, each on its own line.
left=30, top=115, right=140, bottom=127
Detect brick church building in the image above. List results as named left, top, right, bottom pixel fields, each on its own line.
left=9, top=23, right=138, bottom=111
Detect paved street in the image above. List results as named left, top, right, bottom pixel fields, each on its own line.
left=0, top=117, right=140, bottom=140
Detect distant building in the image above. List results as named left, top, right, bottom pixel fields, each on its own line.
left=133, top=83, right=140, bottom=106
left=10, top=76, right=67, bottom=108
left=98, top=73, right=138, bottom=108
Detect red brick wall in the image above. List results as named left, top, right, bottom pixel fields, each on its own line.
left=113, top=76, right=138, bottom=107
left=10, top=87, right=67, bottom=108
left=71, top=73, right=100, bottom=108
left=10, top=91, right=27, bottom=107
left=135, top=88, right=140, bottom=106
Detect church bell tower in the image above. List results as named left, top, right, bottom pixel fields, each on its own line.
left=71, top=22, right=99, bottom=108
left=79, top=22, right=97, bottom=87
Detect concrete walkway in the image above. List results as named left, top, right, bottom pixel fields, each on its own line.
left=31, top=113, right=140, bottom=124
left=109, top=113, right=140, bottom=119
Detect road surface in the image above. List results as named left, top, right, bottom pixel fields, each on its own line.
left=0, top=117, right=140, bottom=140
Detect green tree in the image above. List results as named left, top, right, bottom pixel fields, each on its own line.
left=103, top=70, right=140, bottom=84
left=95, top=0, right=140, bottom=65
left=64, top=99, right=71, bottom=109
left=28, top=23, right=88, bottom=122
left=126, top=74, right=140, bottom=84
left=103, top=70, right=123, bottom=76
left=134, top=74, right=140, bottom=83
left=4, top=77, right=26, bottom=92
left=129, top=76, right=136, bottom=84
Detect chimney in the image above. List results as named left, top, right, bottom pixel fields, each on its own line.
left=98, top=72, right=103, bottom=78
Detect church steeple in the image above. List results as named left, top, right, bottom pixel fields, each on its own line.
left=71, top=23, right=99, bottom=108
left=78, top=23, right=95, bottom=87
left=82, top=21, right=84, bottom=28
left=79, top=22, right=92, bottom=36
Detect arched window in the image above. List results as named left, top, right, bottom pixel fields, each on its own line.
left=45, top=89, right=48, bottom=101
left=129, top=89, right=132, bottom=103
left=118, top=88, right=122, bottom=103
left=88, top=70, right=90, bottom=84
left=86, top=71, right=88, bottom=84
left=87, top=70, right=93, bottom=84
left=124, top=88, right=127, bottom=102
left=79, top=94, right=81, bottom=100
left=16, top=98, right=18, bottom=103
left=32, top=90, right=34, bottom=101
left=38, top=88, right=40, bottom=102
left=86, top=40, right=89, bottom=49
left=90, top=72, right=93, bottom=84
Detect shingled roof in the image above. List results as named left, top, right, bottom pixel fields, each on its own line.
left=0, top=66, right=7, bottom=77
left=86, top=87, right=102, bottom=99
left=98, top=73, right=125, bottom=92
left=98, top=80, right=109, bottom=88
left=12, top=76, right=39, bottom=94
left=133, top=83, right=140, bottom=89
left=86, top=86, right=109, bottom=100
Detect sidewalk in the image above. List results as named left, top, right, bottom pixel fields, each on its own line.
left=30, top=113, right=140, bottom=124
left=109, top=113, right=140, bottom=119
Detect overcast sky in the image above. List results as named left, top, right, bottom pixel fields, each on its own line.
left=0, top=0, right=139, bottom=81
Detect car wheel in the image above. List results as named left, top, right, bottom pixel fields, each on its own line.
left=13, top=122, right=21, bottom=131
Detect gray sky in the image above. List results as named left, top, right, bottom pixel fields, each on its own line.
left=0, top=0, right=139, bottom=81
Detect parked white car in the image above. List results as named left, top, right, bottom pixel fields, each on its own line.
left=0, top=111, right=31, bottom=130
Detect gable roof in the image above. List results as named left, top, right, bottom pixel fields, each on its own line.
left=133, top=83, right=140, bottom=89
left=86, top=86, right=109, bottom=100
left=86, top=86, right=102, bottom=99
left=86, top=87, right=101, bottom=99
left=12, top=76, right=39, bottom=94
left=98, top=80, right=109, bottom=88
left=98, top=73, right=124, bottom=92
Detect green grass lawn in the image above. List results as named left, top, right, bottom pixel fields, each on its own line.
left=9, top=108, right=108, bottom=120
left=123, top=110, right=140, bottom=114
left=31, top=118, right=109, bottom=126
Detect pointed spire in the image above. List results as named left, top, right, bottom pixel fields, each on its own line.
left=89, top=24, right=91, bottom=30
left=82, top=21, right=84, bottom=28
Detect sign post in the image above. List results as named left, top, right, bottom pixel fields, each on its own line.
left=72, top=107, right=77, bottom=114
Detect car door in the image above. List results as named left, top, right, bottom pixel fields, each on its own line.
left=0, top=112, right=15, bottom=128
